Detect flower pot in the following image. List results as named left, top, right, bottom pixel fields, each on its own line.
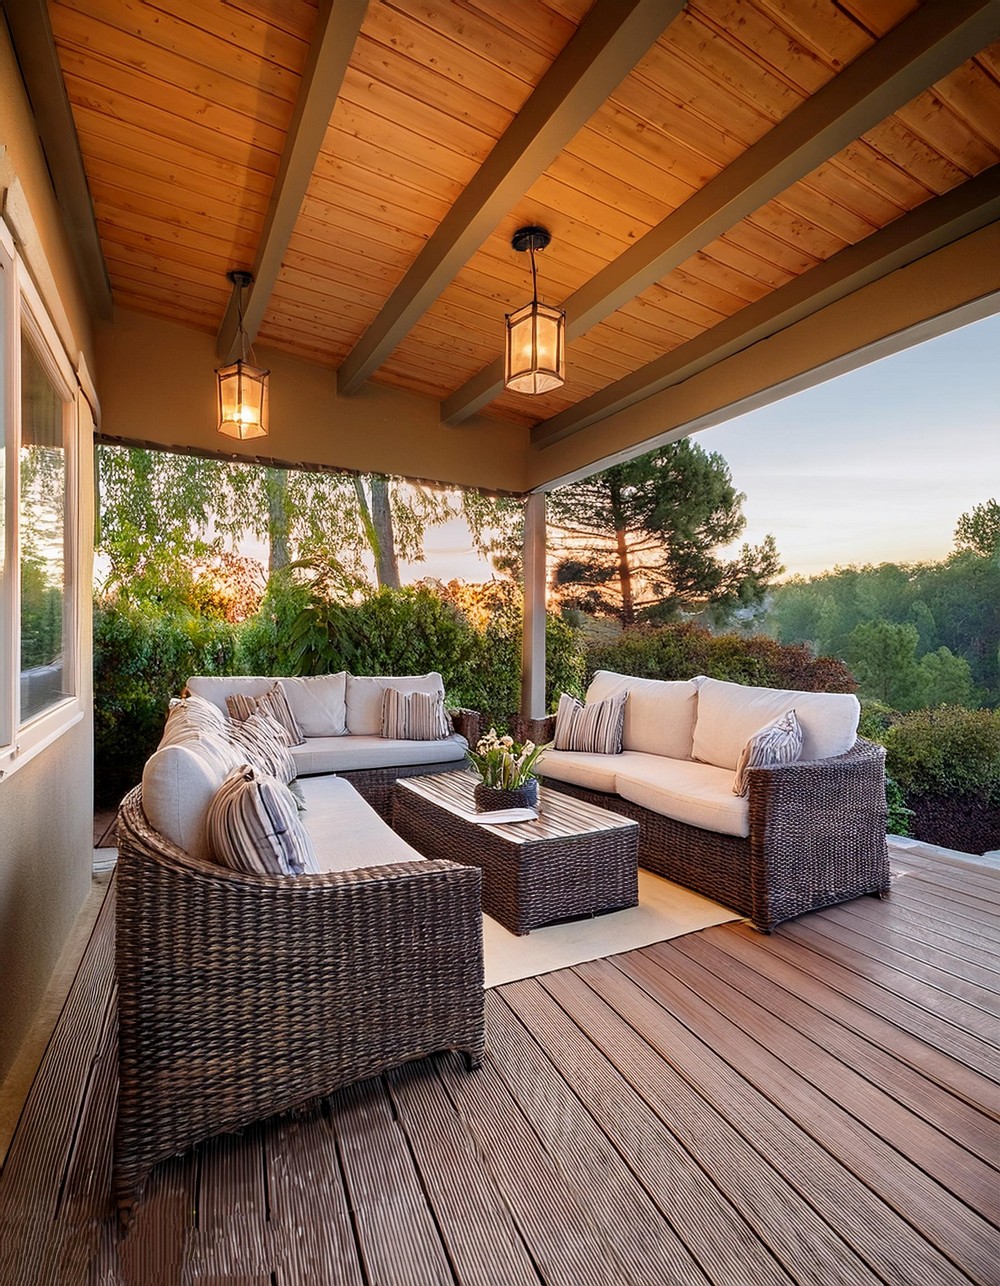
left=473, top=779, right=539, bottom=813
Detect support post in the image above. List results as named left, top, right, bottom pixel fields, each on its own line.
left=521, top=492, right=547, bottom=723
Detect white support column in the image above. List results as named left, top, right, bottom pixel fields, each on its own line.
left=521, top=491, right=547, bottom=722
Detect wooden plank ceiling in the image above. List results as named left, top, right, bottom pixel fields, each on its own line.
left=47, top=0, right=1000, bottom=442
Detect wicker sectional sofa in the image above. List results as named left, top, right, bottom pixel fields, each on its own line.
left=113, top=677, right=485, bottom=1215
left=535, top=672, right=891, bottom=933
left=186, top=671, right=475, bottom=818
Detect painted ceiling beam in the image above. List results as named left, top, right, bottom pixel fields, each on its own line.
left=532, top=165, right=1000, bottom=447
left=217, top=0, right=369, bottom=362
left=443, top=0, right=1000, bottom=425
left=335, top=0, right=678, bottom=396
left=4, top=0, right=113, bottom=320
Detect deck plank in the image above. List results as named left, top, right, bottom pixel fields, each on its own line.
left=265, top=1111, right=364, bottom=1286
left=1, top=849, right=997, bottom=1285
left=496, top=980, right=874, bottom=1286
left=702, top=924, right=1000, bottom=1155
left=385, top=1058, right=542, bottom=1286
left=558, top=956, right=979, bottom=1286
left=484, top=990, right=725, bottom=1286
left=669, top=933, right=998, bottom=1214
left=435, top=1033, right=641, bottom=1286
left=781, top=919, right=1000, bottom=1038
left=329, top=1076, right=455, bottom=1286
left=615, top=943, right=998, bottom=1283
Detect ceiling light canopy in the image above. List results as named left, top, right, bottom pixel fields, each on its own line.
left=504, top=226, right=565, bottom=396
left=217, top=270, right=269, bottom=439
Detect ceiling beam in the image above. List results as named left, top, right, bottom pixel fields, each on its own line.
left=335, top=0, right=678, bottom=396
left=532, top=165, right=1000, bottom=447
left=3, top=0, right=113, bottom=320
left=443, top=0, right=1000, bottom=425
left=217, top=0, right=368, bottom=361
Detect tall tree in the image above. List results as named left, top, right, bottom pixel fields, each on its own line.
left=547, top=440, right=782, bottom=624
left=954, top=499, right=1000, bottom=558
left=96, top=446, right=458, bottom=593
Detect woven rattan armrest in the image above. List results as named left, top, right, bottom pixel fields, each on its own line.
left=745, top=737, right=890, bottom=930
left=113, top=786, right=484, bottom=1215
left=449, top=706, right=482, bottom=745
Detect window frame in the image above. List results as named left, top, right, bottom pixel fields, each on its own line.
left=0, top=220, right=83, bottom=778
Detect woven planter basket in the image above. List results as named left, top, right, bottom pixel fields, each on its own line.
left=474, top=779, right=539, bottom=812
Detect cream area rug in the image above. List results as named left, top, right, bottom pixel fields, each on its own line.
left=482, top=870, right=740, bottom=988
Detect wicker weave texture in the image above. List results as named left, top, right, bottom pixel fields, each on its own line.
left=392, top=779, right=639, bottom=935
left=326, top=708, right=478, bottom=820
left=541, top=739, right=890, bottom=932
left=113, top=787, right=485, bottom=1214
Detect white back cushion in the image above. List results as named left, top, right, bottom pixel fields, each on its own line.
left=142, top=742, right=225, bottom=862
left=693, top=677, right=860, bottom=770
left=345, top=673, right=445, bottom=735
left=278, top=673, right=348, bottom=737
left=585, top=671, right=700, bottom=761
left=186, top=675, right=274, bottom=713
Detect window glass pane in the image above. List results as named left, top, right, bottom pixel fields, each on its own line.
left=20, top=329, right=67, bottom=722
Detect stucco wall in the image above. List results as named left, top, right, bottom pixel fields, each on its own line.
left=0, top=25, right=96, bottom=1083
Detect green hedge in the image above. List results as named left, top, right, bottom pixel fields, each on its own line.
left=585, top=622, right=855, bottom=692
left=883, top=706, right=1000, bottom=802
left=93, top=583, right=584, bottom=802
left=93, top=599, right=239, bottom=805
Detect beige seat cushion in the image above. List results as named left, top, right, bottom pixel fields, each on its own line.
left=297, top=776, right=425, bottom=872
left=585, top=671, right=700, bottom=760
left=615, top=754, right=750, bottom=839
left=290, top=732, right=467, bottom=776
left=537, top=747, right=623, bottom=794
left=693, top=677, right=860, bottom=770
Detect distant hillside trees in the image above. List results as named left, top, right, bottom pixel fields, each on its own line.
left=767, top=501, right=1000, bottom=708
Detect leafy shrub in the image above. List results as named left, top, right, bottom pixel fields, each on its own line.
left=287, top=579, right=585, bottom=728
left=585, top=623, right=855, bottom=693
left=884, top=706, right=1000, bottom=802
left=93, top=599, right=239, bottom=806
left=235, top=573, right=315, bottom=675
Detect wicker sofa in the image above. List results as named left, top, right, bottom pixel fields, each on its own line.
left=113, top=691, right=485, bottom=1217
left=535, top=672, right=891, bottom=933
left=186, top=671, right=475, bottom=818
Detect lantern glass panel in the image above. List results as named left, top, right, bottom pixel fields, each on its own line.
left=217, top=360, right=269, bottom=439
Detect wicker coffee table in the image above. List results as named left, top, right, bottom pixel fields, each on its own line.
left=393, top=771, right=639, bottom=935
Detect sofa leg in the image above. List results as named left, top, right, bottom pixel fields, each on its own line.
left=463, top=1049, right=483, bottom=1072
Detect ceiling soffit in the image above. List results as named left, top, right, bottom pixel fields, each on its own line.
left=31, top=0, right=1000, bottom=459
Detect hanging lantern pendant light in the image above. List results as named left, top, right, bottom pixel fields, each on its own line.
left=217, top=269, right=270, bottom=439
left=505, top=225, right=566, bottom=395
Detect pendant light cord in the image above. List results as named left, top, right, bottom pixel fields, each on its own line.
left=529, top=244, right=539, bottom=305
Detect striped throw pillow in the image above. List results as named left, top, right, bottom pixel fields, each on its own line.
left=206, top=766, right=317, bottom=876
left=228, top=709, right=297, bottom=784
left=226, top=683, right=305, bottom=746
left=732, top=708, right=803, bottom=796
left=553, top=691, right=627, bottom=754
left=380, top=688, right=452, bottom=740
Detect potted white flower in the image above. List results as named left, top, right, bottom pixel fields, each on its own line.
left=466, top=727, right=548, bottom=812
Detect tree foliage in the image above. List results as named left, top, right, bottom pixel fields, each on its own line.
left=766, top=501, right=1000, bottom=708
left=547, top=440, right=782, bottom=625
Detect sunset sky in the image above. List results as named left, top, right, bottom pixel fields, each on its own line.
left=404, top=309, right=1000, bottom=584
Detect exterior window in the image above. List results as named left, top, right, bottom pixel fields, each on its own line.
left=19, top=329, right=69, bottom=722
left=0, top=221, right=82, bottom=774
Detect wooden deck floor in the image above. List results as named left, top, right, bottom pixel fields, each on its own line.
left=0, top=843, right=997, bottom=1285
